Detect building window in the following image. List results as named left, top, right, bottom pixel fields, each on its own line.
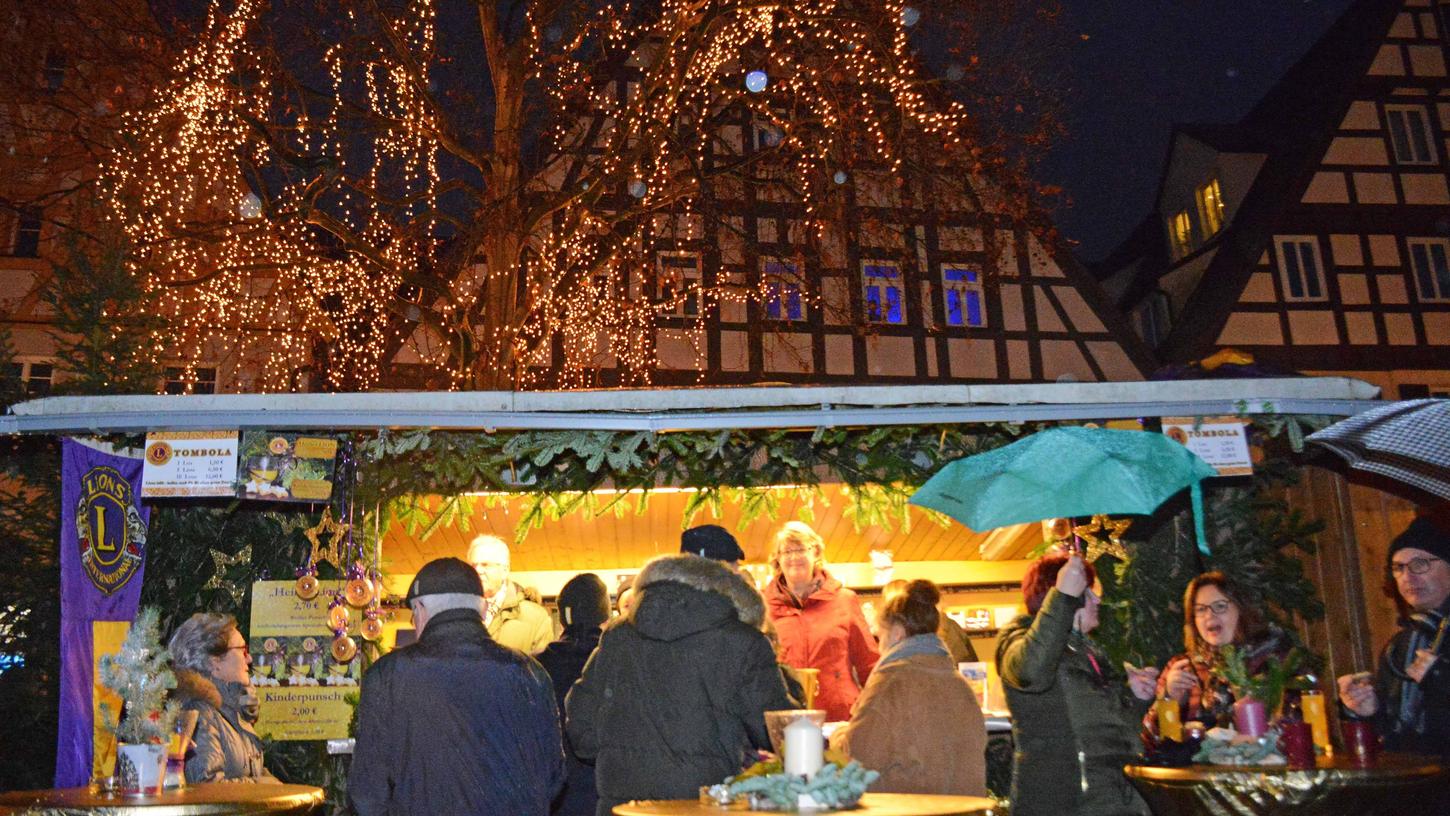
left=1408, top=238, right=1450, bottom=301
left=763, top=260, right=805, bottom=321
left=1195, top=178, right=1225, bottom=238
left=1273, top=236, right=1327, bottom=301
left=164, top=366, right=217, bottom=395
left=657, top=252, right=702, bottom=317
left=1137, top=291, right=1172, bottom=347
left=11, top=210, right=41, bottom=258
left=861, top=261, right=905, bottom=324
left=6, top=361, right=54, bottom=396
left=1385, top=106, right=1436, bottom=165
left=942, top=266, right=986, bottom=327
left=1168, top=210, right=1193, bottom=259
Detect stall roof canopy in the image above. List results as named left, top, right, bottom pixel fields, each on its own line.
left=1, top=377, right=1382, bottom=434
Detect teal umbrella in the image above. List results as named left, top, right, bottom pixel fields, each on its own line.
left=909, top=426, right=1220, bottom=555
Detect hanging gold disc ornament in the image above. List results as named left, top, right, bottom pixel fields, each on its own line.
left=361, top=610, right=385, bottom=642
left=295, top=567, right=320, bottom=601
left=331, top=632, right=358, bottom=663
left=345, top=565, right=374, bottom=608
left=327, top=597, right=351, bottom=632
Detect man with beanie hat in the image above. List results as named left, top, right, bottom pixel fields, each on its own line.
left=349, top=558, right=564, bottom=816
left=681, top=524, right=745, bottom=567
left=536, top=574, right=611, bottom=816
left=1338, top=516, right=1450, bottom=755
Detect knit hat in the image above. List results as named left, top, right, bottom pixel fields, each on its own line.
left=681, top=524, right=745, bottom=563
left=1388, top=517, right=1450, bottom=565
left=406, top=557, right=484, bottom=604
left=557, top=573, right=610, bottom=632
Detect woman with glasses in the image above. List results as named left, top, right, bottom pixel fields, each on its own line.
left=168, top=613, right=278, bottom=783
left=1145, top=571, right=1290, bottom=736
left=762, top=521, right=879, bottom=722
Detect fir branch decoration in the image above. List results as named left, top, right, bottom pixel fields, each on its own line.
left=99, top=607, right=179, bottom=744
left=1216, top=645, right=1302, bottom=715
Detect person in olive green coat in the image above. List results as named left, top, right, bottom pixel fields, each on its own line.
left=469, top=534, right=556, bottom=654
left=996, top=553, right=1158, bottom=816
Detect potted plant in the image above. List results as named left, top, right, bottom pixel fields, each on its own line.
left=99, top=607, right=179, bottom=795
left=1216, top=645, right=1302, bottom=738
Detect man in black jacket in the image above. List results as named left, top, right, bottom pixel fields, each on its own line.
left=566, top=553, right=793, bottom=816
left=349, top=558, right=564, bottom=815
left=1338, top=517, right=1450, bottom=756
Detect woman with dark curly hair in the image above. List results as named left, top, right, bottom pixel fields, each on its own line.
left=1145, top=571, right=1290, bottom=735
left=168, top=613, right=278, bottom=784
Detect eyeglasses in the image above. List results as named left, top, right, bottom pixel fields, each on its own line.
left=1193, top=600, right=1234, bottom=617
left=222, top=644, right=250, bottom=657
left=1391, top=557, right=1443, bottom=577
left=779, top=547, right=816, bottom=557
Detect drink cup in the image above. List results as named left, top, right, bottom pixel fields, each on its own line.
left=1278, top=721, right=1314, bottom=769
left=1300, top=691, right=1330, bottom=754
left=1341, top=719, right=1380, bottom=768
left=1155, top=698, right=1183, bottom=741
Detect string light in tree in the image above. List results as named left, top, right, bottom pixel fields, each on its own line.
left=107, top=0, right=1001, bottom=391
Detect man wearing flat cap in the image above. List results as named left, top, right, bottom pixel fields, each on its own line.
left=349, top=558, right=564, bottom=815
left=681, top=524, right=746, bottom=568
left=1338, top=516, right=1450, bottom=755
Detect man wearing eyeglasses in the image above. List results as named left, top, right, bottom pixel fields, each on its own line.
left=1337, top=516, right=1450, bottom=755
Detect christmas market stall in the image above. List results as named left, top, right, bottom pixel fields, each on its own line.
left=0, top=377, right=1403, bottom=810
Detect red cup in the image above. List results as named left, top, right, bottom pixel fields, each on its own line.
left=1278, top=720, right=1314, bottom=769
left=1341, top=719, right=1381, bottom=768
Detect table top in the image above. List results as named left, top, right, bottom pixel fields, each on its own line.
left=0, top=783, right=324, bottom=815
left=1125, top=752, right=1444, bottom=783
left=613, top=791, right=998, bottom=815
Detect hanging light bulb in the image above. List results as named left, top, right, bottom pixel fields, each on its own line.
left=238, top=192, right=262, bottom=220
left=745, top=70, right=768, bottom=93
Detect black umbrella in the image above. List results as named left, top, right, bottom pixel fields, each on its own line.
left=1306, top=399, right=1450, bottom=501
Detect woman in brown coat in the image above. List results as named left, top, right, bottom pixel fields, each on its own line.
left=830, top=580, right=987, bottom=796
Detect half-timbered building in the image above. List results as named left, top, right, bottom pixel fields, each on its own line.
left=1098, top=0, right=1450, bottom=399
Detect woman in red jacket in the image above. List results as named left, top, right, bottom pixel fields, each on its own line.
left=762, top=521, right=879, bottom=721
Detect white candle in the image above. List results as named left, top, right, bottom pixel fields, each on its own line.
left=782, top=715, right=824, bottom=778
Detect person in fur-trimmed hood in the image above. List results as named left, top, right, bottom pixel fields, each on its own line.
left=566, top=553, right=793, bottom=816
left=168, top=613, right=277, bottom=784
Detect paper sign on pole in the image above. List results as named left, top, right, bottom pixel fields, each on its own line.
left=1161, top=416, right=1254, bottom=477
left=141, top=431, right=239, bottom=498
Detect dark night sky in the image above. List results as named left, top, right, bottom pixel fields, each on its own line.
left=1040, top=0, right=1360, bottom=263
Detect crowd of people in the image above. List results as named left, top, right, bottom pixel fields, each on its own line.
left=158, top=514, right=1450, bottom=816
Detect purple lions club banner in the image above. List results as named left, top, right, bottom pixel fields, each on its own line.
left=56, top=438, right=151, bottom=787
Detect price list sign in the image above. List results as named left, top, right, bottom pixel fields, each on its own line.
left=141, top=431, right=240, bottom=498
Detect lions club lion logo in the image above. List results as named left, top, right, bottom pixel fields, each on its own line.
left=75, top=465, right=146, bottom=595
left=145, top=441, right=173, bottom=466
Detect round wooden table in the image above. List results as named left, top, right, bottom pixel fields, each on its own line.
left=1124, top=753, right=1449, bottom=815
left=613, top=792, right=998, bottom=815
left=0, top=783, right=324, bottom=815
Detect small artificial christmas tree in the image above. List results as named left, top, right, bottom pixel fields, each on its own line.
left=99, top=607, right=179, bottom=744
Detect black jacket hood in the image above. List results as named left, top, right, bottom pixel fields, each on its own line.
left=631, top=554, right=764, bottom=642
